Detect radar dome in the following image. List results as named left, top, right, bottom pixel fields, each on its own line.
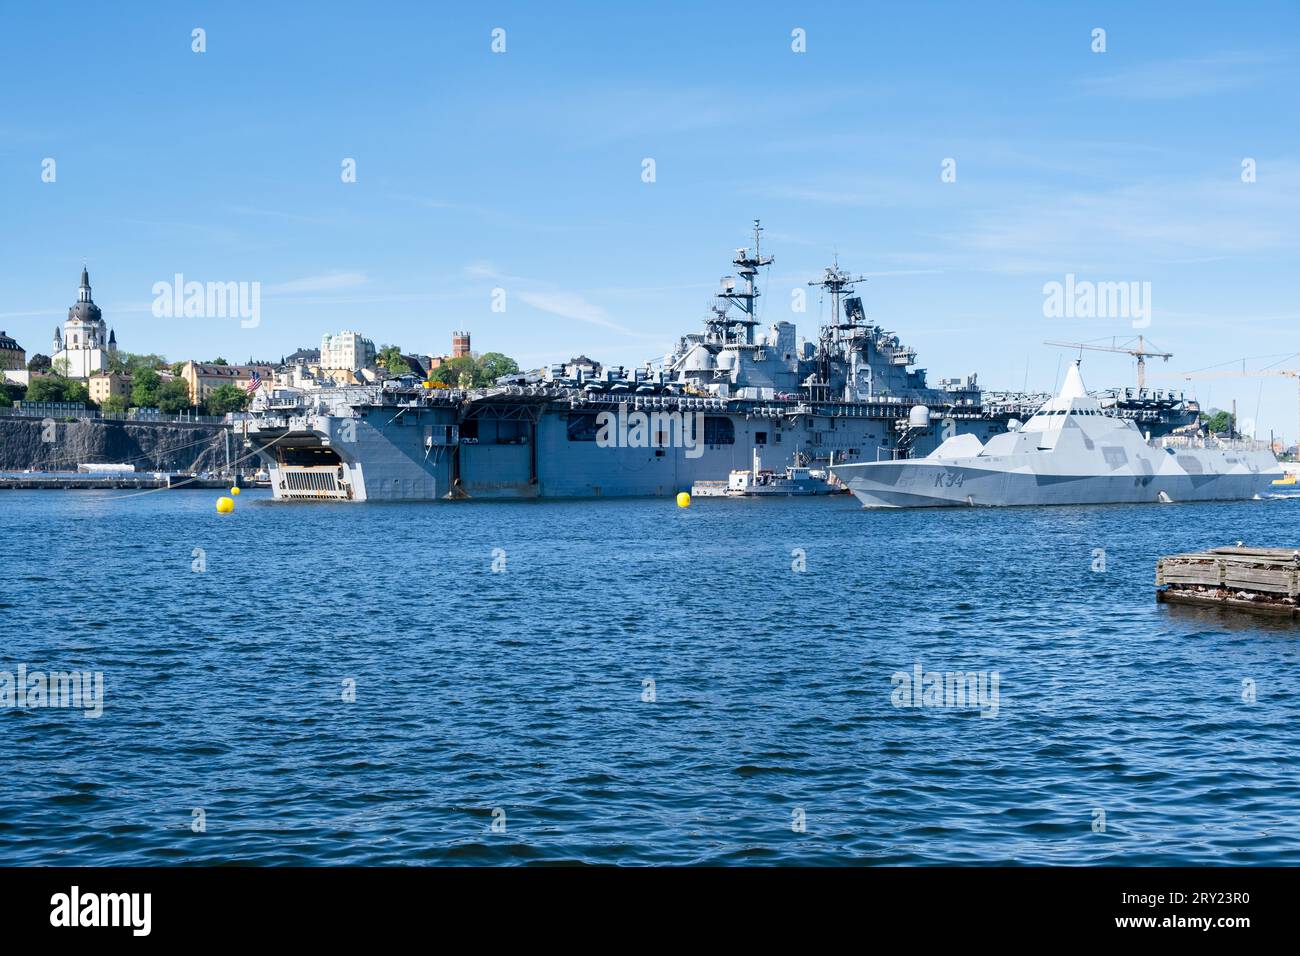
left=683, top=346, right=716, bottom=372
left=908, top=405, right=931, bottom=429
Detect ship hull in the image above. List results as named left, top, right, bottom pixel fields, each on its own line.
left=247, top=399, right=1004, bottom=502
left=840, top=457, right=1280, bottom=508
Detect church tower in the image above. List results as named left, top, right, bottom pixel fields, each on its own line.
left=52, top=266, right=114, bottom=378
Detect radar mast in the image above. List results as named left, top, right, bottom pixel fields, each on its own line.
left=716, top=219, right=774, bottom=345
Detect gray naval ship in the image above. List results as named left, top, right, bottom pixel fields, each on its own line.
left=832, top=361, right=1281, bottom=508
left=244, top=223, right=1199, bottom=502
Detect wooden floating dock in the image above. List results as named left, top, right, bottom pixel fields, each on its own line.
left=1157, top=546, right=1300, bottom=619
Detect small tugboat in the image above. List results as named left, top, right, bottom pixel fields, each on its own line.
left=1267, top=466, right=1300, bottom=498
left=692, top=450, right=845, bottom=497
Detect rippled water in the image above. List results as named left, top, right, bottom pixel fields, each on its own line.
left=1, top=489, right=1298, bottom=865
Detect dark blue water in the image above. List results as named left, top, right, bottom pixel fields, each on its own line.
left=2, top=489, right=1298, bottom=865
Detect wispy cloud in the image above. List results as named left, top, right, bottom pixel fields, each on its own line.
left=120, top=218, right=241, bottom=244
left=389, top=194, right=496, bottom=218
left=1076, top=52, right=1284, bottom=100
left=755, top=178, right=931, bottom=209
left=863, top=269, right=945, bottom=278
left=927, top=159, right=1300, bottom=273
left=227, top=206, right=334, bottom=225
left=517, top=290, right=631, bottom=334
left=463, top=263, right=658, bottom=338
left=463, top=261, right=504, bottom=280
left=266, top=272, right=368, bottom=295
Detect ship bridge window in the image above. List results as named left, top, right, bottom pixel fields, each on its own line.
left=755, top=431, right=767, bottom=445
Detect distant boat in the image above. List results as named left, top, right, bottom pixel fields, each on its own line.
left=693, top=449, right=843, bottom=497
left=832, top=361, right=1282, bottom=508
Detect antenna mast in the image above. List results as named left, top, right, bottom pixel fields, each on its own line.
left=717, top=219, right=774, bottom=345
left=808, top=256, right=869, bottom=344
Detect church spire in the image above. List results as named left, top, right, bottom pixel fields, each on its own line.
left=79, top=266, right=92, bottom=304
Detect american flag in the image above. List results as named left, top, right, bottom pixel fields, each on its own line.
left=244, top=371, right=262, bottom=395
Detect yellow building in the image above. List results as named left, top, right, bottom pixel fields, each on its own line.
left=181, top=361, right=275, bottom=405
left=0, top=330, right=24, bottom=371
left=88, top=372, right=132, bottom=405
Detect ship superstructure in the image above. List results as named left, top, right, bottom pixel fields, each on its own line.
left=662, top=223, right=972, bottom=408
left=243, top=223, right=1198, bottom=502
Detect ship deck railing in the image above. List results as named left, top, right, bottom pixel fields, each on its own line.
left=251, top=382, right=995, bottom=423
left=1154, top=435, right=1273, bottom=452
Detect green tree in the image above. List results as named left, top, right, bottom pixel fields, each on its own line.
left=157, top=378, right=193, bottom=414
left=1203, top=410, right=1235, bottom=434
left=377, top=345, right=412, bottom=377
left=109, top=352, right=169, bottom=376
left=101, top=394, right=128, bottom=413
left=65, top=380, right=91, bottom=406
left=131, top=367, right=162, bottom=408
left=204, top=382, right=249, bottom=415
left=477, top=352, right=519, bottom=385
left=428, top=356, right=475, bottom=386
left=209, top=357, right=228, bottom=365
left=427, top=352, right=520, bottom=387
left=25, top=376, right=69, bottom=403
left=27, top=353, right=51, bottom=374
left=0, top=390, right=10, bottom=408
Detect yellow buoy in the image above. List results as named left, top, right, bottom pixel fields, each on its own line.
left=676, top=491, right=691, bottom=508
left=230, top=486, right=241, bottom=495
left=216, top=496, right=235, bottom=514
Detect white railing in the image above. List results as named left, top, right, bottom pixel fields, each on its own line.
left=1155, top=434, right=1274, bottom=452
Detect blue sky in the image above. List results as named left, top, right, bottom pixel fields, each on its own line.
left=3, top=1, right=1299, bottom=437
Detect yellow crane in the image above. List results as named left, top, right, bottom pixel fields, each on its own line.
left=1043, top=336, right=1172, bottom=389
left=1170, top=357, right=1300, bottom=446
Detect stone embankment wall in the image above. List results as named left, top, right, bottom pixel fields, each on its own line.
left=0, top=417, right=232, bottom=472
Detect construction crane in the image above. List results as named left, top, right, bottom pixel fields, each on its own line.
left=1043, top=336, right=1173, bottom=389
left=1170, top=356, right=1300, bottom=447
